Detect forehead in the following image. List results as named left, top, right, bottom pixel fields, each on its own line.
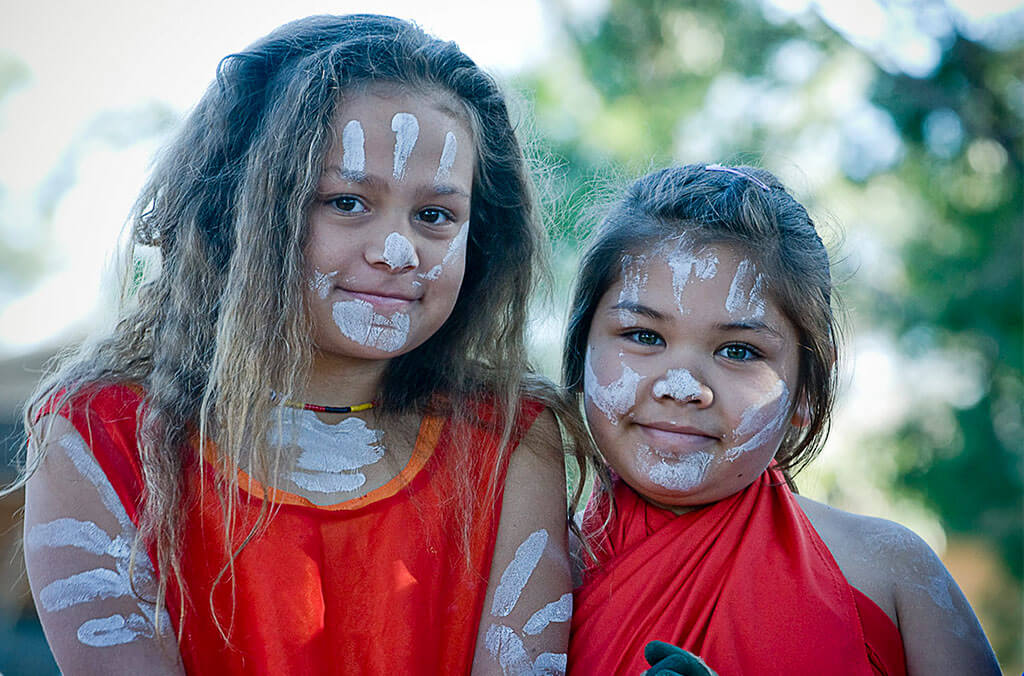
left=331, top=86, right=474, bottom=147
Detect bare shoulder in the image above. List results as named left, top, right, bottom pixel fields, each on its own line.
left=516, top=406, right=564, bottom=470
left=795, top=495, right=1000, bottom=675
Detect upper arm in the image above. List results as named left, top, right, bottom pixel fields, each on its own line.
left=472, top=408, right=571, bottom=676
left=889, top=527, right=1000, bottom=676
left=24, top=414, right=185, bottom=675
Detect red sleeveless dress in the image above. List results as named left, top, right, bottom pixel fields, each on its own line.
left=54, top=384, right=543, bottom=675
left=569, top=469, right=907, bottom=675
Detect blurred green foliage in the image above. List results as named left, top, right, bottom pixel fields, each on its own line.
left=519, top=0, right=1021, bottom=667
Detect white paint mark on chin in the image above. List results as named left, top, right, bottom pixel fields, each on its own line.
left=382, top=232, right=417, bottom=270
left=584, top=349, right=642, bottom=425
left=434, top=131, right=457, bottom=183
left=418, top=220, right=469, bottom=281
left=643, top=445, right=714, bottom=491
left=652, top=368, right=702, bottom=401
left=269, top=411, right=385, bottom=494
left=665, top=245, right=718, bottom=314
left=725, top=259, right=766, bottom=319
left=391, top=112, right=419, bottom=180
left=522, top=593, right=572, bottom=635
left=342, top=119, right=365, bottom=173
left=492, top=529, right=548, bottom=617
left=726, top=379, right=789, bottom=460
left=310, top=268, right=339, bottom=299
left=332, top=299, right=410, bottom=352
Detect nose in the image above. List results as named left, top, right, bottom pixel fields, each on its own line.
left=368, top=231, right=419, bottom=273
left=652, top=367, right=713, bottom=408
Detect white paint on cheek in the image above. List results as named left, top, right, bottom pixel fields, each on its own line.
left=725, top=259, right=766, bottom=319
left=643, top=446, right=714, bottom=491
left=434, top=131, right=458, bottom=183
left=534, top=652, right=567, bottom=674
left=491, top=529, right=548, bottom=617
left=485, top=624, right=533, bottom=675
left=391, top=112, right=419, bottom=180
left=584, top=349, right=642, bottom=425
left=332, top=299, right=410, bottom=352
left=342, top=119, right=365, bottom=173
left=269, top=411, right=385, bottom=494
left=310, top=268, right=339, bottom=299
left=726, top=379, right=790, bottom=460
left=77, top=613, right=154, bottom=647
left=666, top=247, right=718, bottom=314
left=418, top=220, right=469, bottom=281
left=652, top=368, right=702, bottom=401
left=522, top=593, right=572, bottom=635
left=617, top=254, right=648, bottom=305
left=382, top=232, right=417, bottom=270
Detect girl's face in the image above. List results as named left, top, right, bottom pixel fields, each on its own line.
left=583, top=241, right=804, bottom=511
left=305, top=87, right=475, bottom=362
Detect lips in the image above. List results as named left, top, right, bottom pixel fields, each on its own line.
left=635, top=421, right=718, bottom=453
left=342, top=288, right=420, bottom=310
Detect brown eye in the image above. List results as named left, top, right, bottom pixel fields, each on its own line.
left=626, top=329, right=663, bottom=347
left=330, top=196, right=366, bottom=213
left=416, top=207, right=454, bottom=226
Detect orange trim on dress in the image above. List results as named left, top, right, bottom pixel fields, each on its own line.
left=201, top=415, right=444, bottom=511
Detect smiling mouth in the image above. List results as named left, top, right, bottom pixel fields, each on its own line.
left=344, top=289, right=419, bottom=308
left=636, top=423, right=718, bottom=452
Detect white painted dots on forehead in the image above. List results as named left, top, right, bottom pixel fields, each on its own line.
left=381, top=232, right=417, bottom=271
left=342, top=120, right=365, bottom=174
left=391, top=113, right=419, bottom=180
left=434, top=131, right=458, bottom=183
left=725, top=259, right=767, bottom=320
left=584, top=348, right=642, bottom=425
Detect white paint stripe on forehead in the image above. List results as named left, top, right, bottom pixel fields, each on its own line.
left=382, top=232, right=417, bottom=270
left=725, top=259, right=766, bottom=319
left=78, top=613, right=153, bottom=647
left=485, top=624, right=533, bottom=674
left=666, top=246, right=718, bottom=314
left=534, top=652, right=568, bottom=675
left=522, top=593, right=572, bottom=636
left=391, top=113, right=419, bottom=180
left=342, top=120, right=365, bottom=174
left=618, top=254, right=648, bottom=305
left=652, top=368, right=702, bottom=401
left=310, top=268, right=338, bottom=299
left=584, top=349, right=642, bottom=425
left=491, top=528, right=548, bottom=617
left=435, top=131, right=458, bottom=183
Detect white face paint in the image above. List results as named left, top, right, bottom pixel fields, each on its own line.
left=666, top=244, right=718, bottom=315
left=27, top=433, right=171, bottom=647
left=617, top=254, right=648, bottom=305
left=268, top=410, right=385, bottom=494
left=652, top=368, right=702, bottom=401
left=643, top=445, right=714, bottom=491
left=725, top=258, right=766, bottom=319
left=310, top=267, right=339, bottom=300
left=391, top=112, right=419, bottom=180
left=584, top=348, right=642, bottom=425
left=381, top=232, right=417, bottom=271
left=342, top=119, right=365, bottom=174
left=434, top=131, right=458, bottom=183
left=332, top=299, right=410, bottom=353
left=491, top=529, right=548, bottom=617
left=725, top=379, right=789, bottom=460
left=522, top=593, right=572, bottom=636
left=418, top=220, right=469, bottom=281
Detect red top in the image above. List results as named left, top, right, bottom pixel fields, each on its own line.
left=569, top=469, right=907, bottom=675
left=55, top=384, right=543, bottom=675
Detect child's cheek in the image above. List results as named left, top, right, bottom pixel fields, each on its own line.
left=724, top=378, right=790, bottom=461
left=583, top=346, right=644, bottom=426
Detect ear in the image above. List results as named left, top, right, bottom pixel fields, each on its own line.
left=790, top=398, right=811, bottom=428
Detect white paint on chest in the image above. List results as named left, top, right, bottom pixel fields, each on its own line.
left=584, top=349, right=642, bottom=425
left=666, top=246, right=718, bottom=314
left=342, top=119, right=365, bottom=174
left=492, top=529, right=548, bottom=617
left=522, top=593, right=572, bottom=635
left=28, top=433, right=171, bottom=647
left=652, top=368, right=702, bottom=401
left=332, top=299, right=410, bottom=352
left=269, top=410, right=385, bottom=494
left=434, top=131, right=458, bottom=183
left=391, top=112, right=419, bottom=180
left=644, top=446, right=714, bottom=491
left=310, top=267, right=339, bottom=299
left=726, top=379, right=789, bottom=460
left=382, top=232, right=417, bottom=271
left=418, top=220, right=469, bottom=281
left=725, top=259, right=766, bottom=319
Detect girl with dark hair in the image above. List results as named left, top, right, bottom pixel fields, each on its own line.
left=15, top=15, right=577, bottom=674
left=564, top=164, right=999, bottom=674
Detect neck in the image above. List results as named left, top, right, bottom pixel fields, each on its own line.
left=303, top=350, right=390, bottom=406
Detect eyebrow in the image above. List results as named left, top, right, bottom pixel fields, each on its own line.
left=610, top=301, right=669, bottom=321
left=431, top=183, right=471, bottom=199
left=321, top=166, right=470, bottom=199
left=715, top=320, right=785, bottom=340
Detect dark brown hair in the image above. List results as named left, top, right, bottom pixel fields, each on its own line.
left=563, top=164, right=840, bottom=476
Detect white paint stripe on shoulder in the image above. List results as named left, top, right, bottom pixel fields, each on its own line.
left=39, top=568, right=129, bottom=612
left=27, top=518, right=113, bottom=556
left=491, top=529, right=548, bottom=617
left=77, top=613, right=152, bottom=647
left=522, top=592, right=572, bottom=635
